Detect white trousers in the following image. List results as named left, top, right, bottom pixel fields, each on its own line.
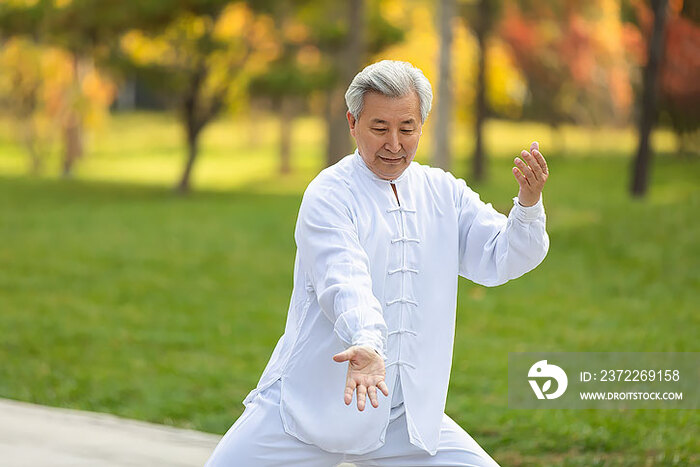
left=205, top=380, right=500, bottom=467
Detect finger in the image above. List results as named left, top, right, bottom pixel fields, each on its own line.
left=523, top=151, right=544, bottom=180
left=521, top=151, right=540, bottom=181
left=532, top=149, right=548, bottom=175
left=357, top=384, right=367, bottom=411
left=514, top=157, right=532, bottom=185
left=512, top=166, right=528, bottom=187
left=344, top=380, right=356, bottom=405
left=368, top=386, right=379, bottom=408
left=377, top=380, right=389, bottom=397
left=530, top=141, right=539, bottom=154
left=333, top=349, right=352, bottom=362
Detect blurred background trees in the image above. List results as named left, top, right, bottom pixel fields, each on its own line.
left=462, top=0, right=503, bottom=181
left=431, top=0, right=455, bottom=171
left=0, top=0, right=697, bottom=195
left=628, top=0, right=699, bottom=195
left=117, top=2, right=280, bottom=192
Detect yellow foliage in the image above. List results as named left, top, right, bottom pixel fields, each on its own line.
left=120, top=31, right=174, bottom=67
left=121, top=3, right=278, bottom=116
left=81, top=68, right=117, bottom=128
left=591, top=0, right=634, bottom=121
left=451, top=17, right=476, bottom=123
left=2, top=0, right=40, bottom=6
left=249, top=15, right=280, bottom=58
left=297, top=45, right=322, bottom=68
left=214, top=2, right=253, bottom=40
left=41, top=46, right=74, bottom=115
left=0, top=37, right=116, bottom=157
left=374, top=3, right=438, bottom=89
left=381, top=0, right=405, bottom=25
left=284, top=19, right=310, bottom=44
left=487, top=41, right=525, bottom=119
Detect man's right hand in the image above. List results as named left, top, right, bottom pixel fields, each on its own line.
left=333, top=345, right=389, bottom=411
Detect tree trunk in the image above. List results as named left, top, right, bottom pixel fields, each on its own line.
left=279, top=97, right=294, bottom=174
left=472, top=0, right=488, bottom=182
left=22, top=119, right=42, bottom=175
left=631, top=0, right=668, bottom=197
left=346, top=0, right=365, bottom=80
left=19, top=83, right=43, bottom=175
left=62, top=55, right=85, bottom=178
left=29, top=150, right=42, bottom=175
left=675, top=131, right=684, bottom=156
left=325, top=0, right=365, bottom=166
left=248, top=99, right=265, bottom=148
left=177, top=66, right=208, bottom=194
left=432, top=0, right=455, bottom=171
left=177, top=125, right=200, bottom=194
left=62, top=111, right=83, bottom=178
left=325, top=86, right=352, bottom=166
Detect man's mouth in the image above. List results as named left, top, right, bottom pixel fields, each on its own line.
left=378, top=155, right=404, bottom=163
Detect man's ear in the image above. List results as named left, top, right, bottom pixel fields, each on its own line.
left=347, top=111, right=357, bottom=136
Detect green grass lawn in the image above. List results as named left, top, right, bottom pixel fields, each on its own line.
left=0, top=113, right=698, bottom=466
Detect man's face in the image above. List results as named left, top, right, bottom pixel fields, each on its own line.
left=347, top=91, right=423, bottom=180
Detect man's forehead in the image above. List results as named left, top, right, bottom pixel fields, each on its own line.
left=361, top=92, right=421, bottom=123
left=369, top=116, right=417, bottom=125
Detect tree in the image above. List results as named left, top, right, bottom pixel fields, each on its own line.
left=623, top=0, right=699, bottom=157
left=461, top=0, right=502, bottom=181
left=319, top=0, right=367, bottom=166
left=0, top=0, right=276, bottom=185
left=0, top=38, right=55, bottom=174
left=300, top=0, right=402, bottom=167
left=248, top=2, right=332, bottom=174
left=658, top=2, right=699, bottom=155
left=432, top=0, right=456, bottom=171
left=0, top=36, right=115, bottom=175
left=0, top=1, right=118, bottom=176
left=250, top=59, right=330, bottom=174
left=501, top=0, right=636, bottom=149
left=118, top=3, right=278, bottom=193
left=631, top=0, right=668, bottom=197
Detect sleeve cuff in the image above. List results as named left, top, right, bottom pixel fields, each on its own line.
left=512, top=196, right=545, bottom=222
left=352, top=329, right=387, bottom=360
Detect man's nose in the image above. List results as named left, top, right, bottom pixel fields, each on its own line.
left=384, top=131, right=401, bottom=153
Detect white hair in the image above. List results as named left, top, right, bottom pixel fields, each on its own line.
left=345, top=60, right=433, bottom=123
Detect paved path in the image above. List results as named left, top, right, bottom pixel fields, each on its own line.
left=0, top=398, right=220, bottom=466
left=1, top=398, right=356, bottom=467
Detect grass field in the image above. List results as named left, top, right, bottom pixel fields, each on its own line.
left=0, top=113, right=698, bottom=465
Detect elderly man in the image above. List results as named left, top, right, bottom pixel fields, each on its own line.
left=206, top=60, right=549, bottom=466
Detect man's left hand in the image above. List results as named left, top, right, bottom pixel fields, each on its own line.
left=513, top=141, right=549, bottom=207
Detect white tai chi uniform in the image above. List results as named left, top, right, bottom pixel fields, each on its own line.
left=206, top=150, right=549, bottom=466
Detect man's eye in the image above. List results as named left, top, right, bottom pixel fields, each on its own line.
left=372, top=128, right=387, bottom=132
left=401, top=129, right=414, bottom=134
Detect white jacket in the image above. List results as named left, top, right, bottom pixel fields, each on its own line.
left=243, top=150, right=549, bottom=455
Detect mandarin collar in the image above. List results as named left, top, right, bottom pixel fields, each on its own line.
left=352, top=149, right=411, bottom=183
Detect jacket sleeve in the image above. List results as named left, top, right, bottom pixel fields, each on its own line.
left=294, top=184, right=387, bottom=358
left=453, top=176, right=549, bottom=286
